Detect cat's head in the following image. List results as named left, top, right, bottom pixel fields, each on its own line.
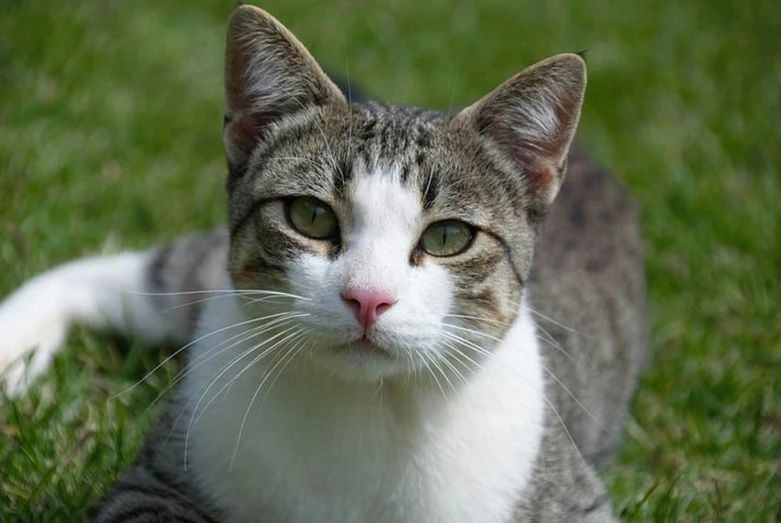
left=222, top=6, right=585, bottom=381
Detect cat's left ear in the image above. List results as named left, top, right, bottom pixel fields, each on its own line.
left=223, top=5, right=347, bottom=172
left=452, top=54, right=586, bottom=206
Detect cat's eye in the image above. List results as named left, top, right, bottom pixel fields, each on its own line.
left=286, top=197, right=340, bottom=241
left=419, top=220, right=475, bottom=257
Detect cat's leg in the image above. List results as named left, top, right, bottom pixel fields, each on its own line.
left=92, top=408, right=222, bottom=522
left=0, top=230, right=229, bottom=395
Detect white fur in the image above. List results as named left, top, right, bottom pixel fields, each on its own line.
left=184, top=168, right=546, bottom=522
left=186, top=295, right=544, bottom=523
left=0, top=251, right=170, bottom=395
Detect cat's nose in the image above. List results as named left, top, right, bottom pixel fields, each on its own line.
left=341, top=289, right=397, bottom=329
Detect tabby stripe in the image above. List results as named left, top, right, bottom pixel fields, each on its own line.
left=148, top=246, right=173, bottom=292
left=421, top=171, right=439, bottom=210
left=482, top=229, right=526, bottom=287
left=103, top=489, right=206, bottom=523
left=145, top=464, right=192, bottom=501
left=101, top=497, right=204, bottom=523
left=229, top=197, right=277, bottom=239
left=101, top=505, right=161, bottom=522
left=113, top=479, right=194, bottom=511
left=332, top=158, right=354, bottom=198
left=137, top=469, right=220, bottom=523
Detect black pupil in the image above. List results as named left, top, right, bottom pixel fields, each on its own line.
left=442, top=225, right=458, bottom=246
left=310, top=204, right=325, bottom=224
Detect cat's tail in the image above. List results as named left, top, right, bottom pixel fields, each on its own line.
left=0, top=229, right=229, bottom=396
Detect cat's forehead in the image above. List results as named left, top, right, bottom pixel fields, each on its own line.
left=339, top=102, right=449, bottom=186
left=238, top=102, right=507, bottom=230
left=247, top=104, right=449, bottom=192
left=349, top=163, right=424, bottom=231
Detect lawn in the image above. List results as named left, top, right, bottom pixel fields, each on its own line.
left=0, top=0, right=779, bottom=520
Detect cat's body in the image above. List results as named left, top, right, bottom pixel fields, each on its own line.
left=0, top=5, right=645, bottom=522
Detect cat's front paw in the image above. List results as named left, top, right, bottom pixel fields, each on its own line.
left=0, top=282, right=71, bottom=397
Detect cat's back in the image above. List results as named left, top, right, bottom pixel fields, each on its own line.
left=529, top=147, right=646, bottom=469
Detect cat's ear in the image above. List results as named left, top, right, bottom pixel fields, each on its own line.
left=223, top=5, right=346, bottom=170
left=453, top=54, right=586, bottom=206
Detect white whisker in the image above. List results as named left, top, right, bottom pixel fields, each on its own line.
left=526, top=307, right=592, bottom=339
left=444, top=313, right=511, bottom=327
left=442, top=322, right=501, bottom=342
left=440, top=331, right=493, bottom=359
left=230, top=331, right=310, bottom=468
left=113, top=311, right=304, bottom=400
left=543, top=396, right=587, bottom=467
left=419, top=350, right=447, bottom=400
left=443, top=341, right=486, bottom=374
left=148, top=313, right=309, bottom=409
left=436, top=350, right=469, bottom=390
left=541, top=365, right=607, bottom=433
left=184, top=325, right=305, bottom=468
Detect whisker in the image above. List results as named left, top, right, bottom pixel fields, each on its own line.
left=430, top=351, right=458, bottom=396
left=534, top=330, right=577, bottom=364
left=436, top=350, right=469, bottom=391
left=161, top=293, right=250, bottom=313
left=165, top=291, right=302, bottom=313
left=443, top=342, right=486, bottom=374
left=230, top=331, right=310, bottom=468
left=420, top=350, right=447, bottom=400
left=125, top=288, right=308, bottom=300
left=440, top=331, right=494, bottom=359
left=186, top=325, right=303, bottom=426
left=525, top=307, right=593, bottom=339
left=541, top=365, right=607, bottom=433
left=157, top=321, right=301, bottom=457
left=185, top=313, right=307, bottom=370
left=444, top=313, right=512, bottom=327
left=112, top=311, right=304, bottom=399
left=152, top=315, right=300, bottom=457
left=184, top=325, right=305, bottom=467
left=147, top=314, right=309, bottom=409
left=543, top=396, right=587, bottom=467
left=442, top=323, right=501, bottom=342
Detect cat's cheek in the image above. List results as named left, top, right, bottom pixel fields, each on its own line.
left=372, top=262, right=454, bottom=351
left=285, top=254, right=361, bottom=336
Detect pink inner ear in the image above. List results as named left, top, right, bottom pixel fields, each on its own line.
left=527, top=162, right=556, bottom=188
left=222, top=5, right=348, bottom=171
left=461, top=54, right=585, bottom=206
left=476, top=95, right=581, bottom=205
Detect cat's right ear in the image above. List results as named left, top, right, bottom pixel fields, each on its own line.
left=451, top=54, right=586, bottom=207
left=223, top=5, right=346, bottom=171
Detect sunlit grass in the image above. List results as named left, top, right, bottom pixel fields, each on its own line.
left=1, top=0, right=779, bottom=520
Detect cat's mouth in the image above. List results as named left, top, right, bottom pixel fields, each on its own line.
left=336, top=336, right=392, bottom=358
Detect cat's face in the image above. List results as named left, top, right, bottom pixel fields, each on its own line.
left=228, top=105, right=533, bottom=379
left=221, top=6, right=585, bottom=381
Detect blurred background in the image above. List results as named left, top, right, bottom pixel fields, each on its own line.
left=0, top=0, right=779, bottom=520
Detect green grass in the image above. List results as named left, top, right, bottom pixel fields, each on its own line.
left=1, top=0, right=779, bottom=520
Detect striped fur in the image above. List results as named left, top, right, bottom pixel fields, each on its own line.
left=93, top=412, right=221, bottom=523
left=0, top=4, right=646, bottom=522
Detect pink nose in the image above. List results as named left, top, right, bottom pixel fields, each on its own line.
left=342, top=289, right=396, bottom=329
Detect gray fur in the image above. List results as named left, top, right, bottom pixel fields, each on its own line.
left=95, top=152, right=644, bottom=522
left=512, top=147, right=646, bottom=521
left=93, top=5, right=645, bottom=522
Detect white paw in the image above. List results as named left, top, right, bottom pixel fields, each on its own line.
left=0, top=280, right=72, bottom=397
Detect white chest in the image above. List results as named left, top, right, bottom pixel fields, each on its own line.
left=183, top=301, right=545, bottom=523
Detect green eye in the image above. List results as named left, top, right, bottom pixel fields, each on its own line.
left=286, top=197, right=339, bottom=240
left=419, top=220, right=475, bottom=257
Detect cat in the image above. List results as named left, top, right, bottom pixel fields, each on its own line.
left=0, top=5, right=646, bottom=522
